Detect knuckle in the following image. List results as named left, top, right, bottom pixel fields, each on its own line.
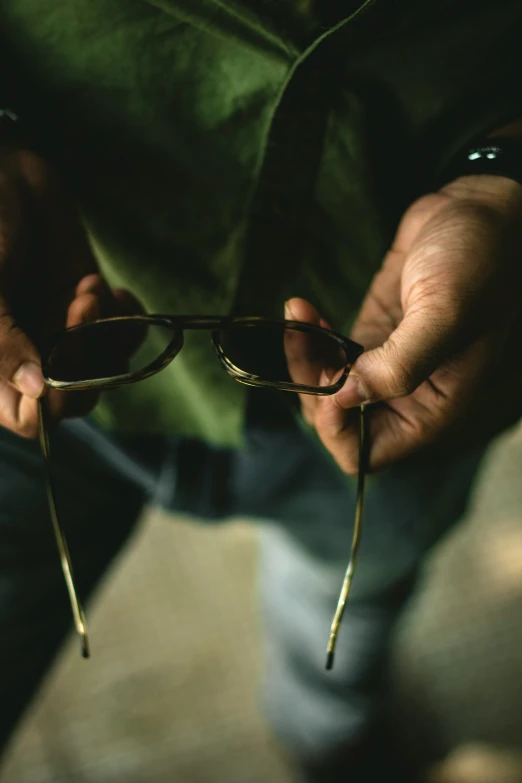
left=411, top=292, right=465, bottom=329
left=404, top=413, right=432, bottom=444
left=381, top=353, right=417, bottom=398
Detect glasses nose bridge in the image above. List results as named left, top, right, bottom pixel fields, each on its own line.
left=179, top=316, right=228, bottom=330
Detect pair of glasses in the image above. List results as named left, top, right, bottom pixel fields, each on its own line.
left=38, top=315, right=368, bottom=670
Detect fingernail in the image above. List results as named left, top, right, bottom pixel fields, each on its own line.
left=13, top=362, right=45, bottom=399
left=337, top=373, right=369, bottom=408
left=284, top=300, right=294, bottom=319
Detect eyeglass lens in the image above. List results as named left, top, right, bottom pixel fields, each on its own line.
left=46, top=320, right=179, bottom=382
left=217, top=324, right=348, bottom=387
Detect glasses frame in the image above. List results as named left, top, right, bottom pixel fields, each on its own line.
left=38, top=314, right=367, bottom=668
left=41, top=315, right=361, bottom=393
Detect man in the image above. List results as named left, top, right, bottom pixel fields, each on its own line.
left=1, top=0, right=522, bottom=780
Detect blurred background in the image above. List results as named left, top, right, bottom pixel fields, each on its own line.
left=1, top=422, right=522, bottom=783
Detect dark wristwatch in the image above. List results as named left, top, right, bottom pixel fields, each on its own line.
left=436, top=137, right=522, bottom=190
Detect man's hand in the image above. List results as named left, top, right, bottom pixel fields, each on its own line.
left=286, top=174, right=522, bottom=473
left=0, top=141, right=141, bottom=438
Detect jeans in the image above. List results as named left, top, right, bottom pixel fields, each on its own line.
left=0, top=393, right=483, bottom=768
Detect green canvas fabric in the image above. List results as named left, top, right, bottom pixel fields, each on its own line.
left=2, top=0, right=522, bottom=445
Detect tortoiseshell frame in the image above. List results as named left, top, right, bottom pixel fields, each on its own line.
left=38, top=315, right=366, bottom=667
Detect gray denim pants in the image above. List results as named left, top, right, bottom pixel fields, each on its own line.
left=0, top=392, right=483, bottom=767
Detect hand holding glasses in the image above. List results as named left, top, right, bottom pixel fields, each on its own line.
left=38, top=314, right=368, bottom=669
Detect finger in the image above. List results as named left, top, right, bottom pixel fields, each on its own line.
left=0, top=160, right=46, bottom=437
left=0, top=375, right=98, bottom=439
left=350, top=249, right=405, bottom=352
left=66, top=292, right=101, bottom=328
left=0, top=377, right=39, bottom=438
left=313, top=395, right=361, bottom=474
left=76, top=276, right=145, bottom=318
left=44, top=295, right=102, bottom=421
left=0, top=169, right=43, bottom=398
left=284, top=298, right=321, bottom=424
left=348, top=195, right=446, bottom=355
left=60, top=287, right=145, bottom=384
left=0, top=299, right=45, bottom=400
left=75, top=273, right=113, bottom=311
left=75, top=273, right=106, bottom=296
left=338, top=247, right=407, bottom=409
left=316, top=335, right=496, bottom=472
left=284, top=297, right=321, bottom=325
left=67, top=284, right=144, bottom=329
left=34, top=293, right=103, bottom=424
left=336, top=296, right=471, bottom=411
left=284, top=304, right=324, bottom=387
left=339, top=198, right=513, bottom=412
left=44, top=282, right=146, bottom=429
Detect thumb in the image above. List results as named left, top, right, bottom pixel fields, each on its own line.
left=336, top=306, right=464, bottom=409
left=0, top=298, right=45, bottom=398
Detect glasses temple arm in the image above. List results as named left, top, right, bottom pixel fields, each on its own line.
left=325, top=403, right=368, bottom=671
left=38, top=398, right=90, bottom=658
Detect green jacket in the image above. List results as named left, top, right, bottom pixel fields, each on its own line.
left=2, top=0, right=522, bottom=445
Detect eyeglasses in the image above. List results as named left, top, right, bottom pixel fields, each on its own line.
left=38, top=314, right=368, bottom=670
